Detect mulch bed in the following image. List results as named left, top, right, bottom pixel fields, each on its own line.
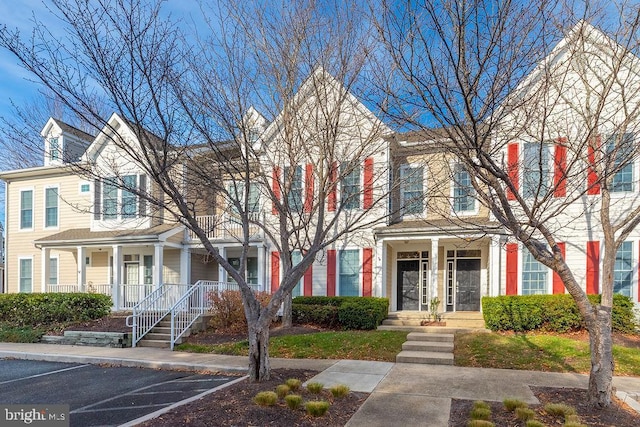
left=138, top=368, right=368, bottom=427
left=47, top=315, right=131, bottom=335
left=449, top=386, right=640, bottom=426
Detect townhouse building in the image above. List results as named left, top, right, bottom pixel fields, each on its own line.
left=1, top=22, right=639, bottom=315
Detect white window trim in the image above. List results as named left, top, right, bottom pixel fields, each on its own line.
left=101, top=174, right=139, bottom=221
left=18, top=256, right=34, bottom=293
left=449, top=162, right=479, bottom=216
left=43, top=184, right=60, bottom=230
left=517, top=244, right=551, bottom=296
left=19, top=186, right=35, bottom=231
left=399, top=162, right=427, bottom=219
left=79, top=181, right=92, bottom=194
left=337, top=247, right=362, bottom=297
left=338, top=160, right=364, bottom=211
left=48, top=254, right=60, bottom=286
left=521, top=141, right=554, bottom=199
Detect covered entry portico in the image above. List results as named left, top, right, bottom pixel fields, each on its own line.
left=375, top=222, right=503, bottom=313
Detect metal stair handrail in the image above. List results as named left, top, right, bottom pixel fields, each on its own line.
left=126, top=283, right=190, bottom=347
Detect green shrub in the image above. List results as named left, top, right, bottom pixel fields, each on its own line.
left=515, top=407, right=535, bottom=421
left=291, top=304, right=339, bottom=328
left=467, top=420, right=495, bottom=427
left=470, top=407, right=491, bottom=421
left=0, top=293, right=111, bottom=326
left=293, top=296, right=351, bottom=306
left=544, top=403, right=576, bottom=417
left=0, top=324, right=47, bottom=342
left=482, top=294, right=636, bottom=333
left=253, top=391, right=278, bottom=406
left=472, top=401, right=490, bottom=411
left=276, top=384, right=290, bottom=398
left=329, top=384, right=350, bottom=398
left=525, top=420, right=544, bottom=427
left=285, top=378, right=302, bottom=391
left=284, top=394, right=303, bottom=410
left=306, top=382, right=324, bottom=394
left=337, top=298, right=389, bottom=330
left=305, top=400, right=330, bottom=417
left=503, top=398, right=527, bottom=411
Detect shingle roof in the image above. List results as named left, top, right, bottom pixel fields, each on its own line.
left=374, top=217, right=504, bottom=236
left=35, top=224, right=182, bottom=246
left=52, top=118, right=95, bottom=142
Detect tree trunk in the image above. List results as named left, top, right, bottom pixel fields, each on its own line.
left=282, top=292, right=293, bottom=328
left=247, top=319, right=271, bottom=382
left=586, top=305, right=614, bottom=407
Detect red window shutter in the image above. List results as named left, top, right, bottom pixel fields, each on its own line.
left=362, top=248, right=373, bottom=297
left=506, top=243, right=518, bottom=295
left=270, top=252, right=280, bottom=293
left=507, top=143, right=519, bottom=201
left=554, top=140, right=567, bottom=197
left=587, top=138, right=601, bottom=195
left=328, top=162, right=337, bottom=212
left=552, top=242, right=566, bottom=294
left=304, top=264, right=313, bottom=296
left=326, top=249, right=336, bottom=296
left=304, top=163, right=314, bottom=213
left=363, top=157, right=374, bottom=209
left=586, top=241, right=600, bottom=294
left=272, top=167, right=281, bottom=214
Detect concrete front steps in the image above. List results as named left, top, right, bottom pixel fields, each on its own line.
left=396, top=332, right=454, bottom=365
left=137, top=314, right=211, bottom=349
left=380, top=311, right=486, bottom=329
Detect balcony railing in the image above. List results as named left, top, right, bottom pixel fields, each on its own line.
left=189, top=212, right=264, bottom=241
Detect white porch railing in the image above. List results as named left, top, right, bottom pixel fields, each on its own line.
left=45, top=283, right=170, bottom=311
left=169, top=280, right=262, bottom=349
left=189, top=212, right=264, bottom=240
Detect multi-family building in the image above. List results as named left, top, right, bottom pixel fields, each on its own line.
left=1, top=22, right=639, bottom=317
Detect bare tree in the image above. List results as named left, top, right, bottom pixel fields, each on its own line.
left=376, top=0, right=640, bottom=407
left=0, top=0, right=395, bottom=381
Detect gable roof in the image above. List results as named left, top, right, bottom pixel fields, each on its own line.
left=40, top=117, right=94, bottom=142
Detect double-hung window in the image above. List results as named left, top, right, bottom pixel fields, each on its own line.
left=228, top=182, right=260, bottom=214
left=20, top=190, right=33, bottom=229
left=341, top=164, right=361, bottom=210
left=291, top=251, right=302, bottom=297
left=606, top=133, right=634, bottom=192
left=614, top=241, right=633, bottom=297
left=284, top=166, right=303, bottom=211
left=399, top=164, right=424, bottom=216
left=49, top=137, right=60, bottom=162
left=102, top=179, right=118, bottom=220
left=102, top=176, right=139, bottom=220
left=45, top=187, right=58, bottom=228
left=522, top=142, right=551, bottom=198
left=49, top=257, right=58, bottom=285
left=19, top=258, right=33, bottom=293
left=339, top=249, right=360, bottom=296
left=453, top=164, right=475, bottom=213
left=522, top=249, right=547, bottom=295
left=121, top=175, right=138, bottom=219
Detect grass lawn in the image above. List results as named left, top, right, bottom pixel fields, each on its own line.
left=455, top=332, right=640, bottom=376
left=0, top=322, right=48, bottom=343
left=176, top=330, right=408, bottom=361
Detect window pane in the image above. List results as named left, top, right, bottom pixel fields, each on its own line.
left=19, top=259, right=32, bottom=293
left=292, top=251, right=302, bottom=297
left=121, top=175, right=137, bottom=219
left=144, top=255, right=153, bottom=285
left=45, top=188, right=58, bottom=227
left=285, top=166, right=303, bottom=211
left=453, top=165, right=475, bottom=212
left=523, top=143, right=551, bottom=198
left=607, top=133, right=634, bottom=192
left=49, top=257, right=58, bottom=285
left=614, top=241, right=633, bottom=297
left=248, top=183, right=260, bottom=213
left=400, top=165, right=424, bottom=215
left=341, top=164, right=361, bottom=210
left=20, top=190, right=33, bottom=229
left=522, top=249, right=547, bottom=295
left=49, top=137, right=59, bottom=161
left=339, top=249, right=359, bottom=296
left=103, top=179, right=118, bottom=220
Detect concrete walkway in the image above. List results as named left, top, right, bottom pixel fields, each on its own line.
left=1, top=343, right=639, bottom=426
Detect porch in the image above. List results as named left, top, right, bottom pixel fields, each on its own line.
left=189, top=213, right=265, bottom=241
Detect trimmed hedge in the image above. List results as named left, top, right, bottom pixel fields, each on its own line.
left=482, top=294, right=636, bottom=333
left=0, top=293, right=112, bottom=326
left=292, top=296, right=389, bottom=330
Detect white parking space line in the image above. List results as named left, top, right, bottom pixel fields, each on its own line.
left=0, top=364, right=90, bottom=385
left=73, top=403, right=168, bottom=414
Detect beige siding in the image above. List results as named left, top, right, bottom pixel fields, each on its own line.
left=163, top=249, right=181, bottom=283
left=88, top=251, right=109, bottom=285
left=190, top=253, right=218, bottom=282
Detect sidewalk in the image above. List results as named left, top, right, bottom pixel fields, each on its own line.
left=1, top=342, right=639, bottom=426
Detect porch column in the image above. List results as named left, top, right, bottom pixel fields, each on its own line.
left=218, top=247, right=227, bottom=283
left=489, top=235, right=502, bottom=297
left=375, top=239, right=387, bottom=298
left=431, top=238, right=439, bottom=301
left=41, top=247, right=50, bottom=292
left=257, top=245, right=265, bottom=292
left=154, top=243, right=164, bottom=289
left=77, top=246, right=86, bottom=292
left=112, top=245, right=122, bottom=309
left=180, top=247, right=191, bottom=285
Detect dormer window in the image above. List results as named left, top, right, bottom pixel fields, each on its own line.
left=49, top=137, right=60, bottom=162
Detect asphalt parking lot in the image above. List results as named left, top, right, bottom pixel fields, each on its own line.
left=0, top=359, right=239, bottom=426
